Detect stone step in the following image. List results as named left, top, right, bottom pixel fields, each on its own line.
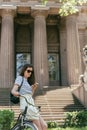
left=36, top=103, right=84, bottom=107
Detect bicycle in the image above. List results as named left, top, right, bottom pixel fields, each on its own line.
left=11, top=95, right=40, bottom=130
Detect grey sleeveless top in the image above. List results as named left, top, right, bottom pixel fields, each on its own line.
left=14, top=76, right=32, bottom=95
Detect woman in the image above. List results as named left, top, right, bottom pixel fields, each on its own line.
left=11, top=64, right=47, bottom=130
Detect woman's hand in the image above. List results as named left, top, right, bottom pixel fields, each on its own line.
left=32, top=83, right=39, bottom=95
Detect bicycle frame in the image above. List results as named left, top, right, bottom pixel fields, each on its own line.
left=11, top=95, right=39, bottom=130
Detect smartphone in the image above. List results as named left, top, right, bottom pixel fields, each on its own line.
left=36, top=83, right=39, bottom=85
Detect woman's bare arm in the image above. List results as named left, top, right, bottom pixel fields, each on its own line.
left=11, top=84, right=20, bottom=97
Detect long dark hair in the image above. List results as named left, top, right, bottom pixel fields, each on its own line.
left=20, top=64, right=35, bottom=85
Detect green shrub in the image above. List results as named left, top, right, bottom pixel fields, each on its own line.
left=0, top=110, right=14, bottom=130
left=64, top=110, right=87, bottom=127
left=47, top=121, right=58, bottom=128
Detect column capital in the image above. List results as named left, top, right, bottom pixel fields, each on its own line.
left=31, top=6, right=49, bottom=18
left=66, top=15, right=77, bottom=23
left=0, top=8, right=16, bottom=18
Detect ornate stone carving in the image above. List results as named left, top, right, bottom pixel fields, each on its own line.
left=79, top=45, right=87, bottom=90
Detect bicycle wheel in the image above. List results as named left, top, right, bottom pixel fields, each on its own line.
left=11, top=121, right=37, bottom=130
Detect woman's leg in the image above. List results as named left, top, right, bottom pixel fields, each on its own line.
left=39, top=116, right=47, bottom=130
left=33, top=119, right=42, bottom=130
left=33, top=116, right=47, bottom=130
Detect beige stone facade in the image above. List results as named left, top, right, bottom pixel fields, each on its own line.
left=0, top=0, right=87, bottom=88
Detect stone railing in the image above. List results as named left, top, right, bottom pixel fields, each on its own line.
left=71, top=84, right=87, bottom=108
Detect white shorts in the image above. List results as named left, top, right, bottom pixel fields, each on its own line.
left=20, top=94, right=40, bottom=120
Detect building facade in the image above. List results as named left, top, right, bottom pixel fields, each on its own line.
left=0, top=0, right=87, bottom=89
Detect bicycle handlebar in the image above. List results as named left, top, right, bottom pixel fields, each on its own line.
left=19, top=95, right=41, bottom=111
left=19, top=95, right=35, bottom=107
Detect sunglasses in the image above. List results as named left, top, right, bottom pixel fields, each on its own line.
left=26, top=70, right=33, bottom=73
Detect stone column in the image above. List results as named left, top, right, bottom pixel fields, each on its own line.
left=0, top=23, right=1, bottom=86
left=31, top=8, right=49, bottom=88
left=66, top=15, right=82, bottom=85
left=0, top=8, right=16, bottom=88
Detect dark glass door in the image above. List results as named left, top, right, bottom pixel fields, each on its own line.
left=48, top=53, right=60, bottom=85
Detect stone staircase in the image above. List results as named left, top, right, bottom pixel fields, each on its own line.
left=34, top=86, right=86, bottom=124
left=0, top=86, right=86, bottom=124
